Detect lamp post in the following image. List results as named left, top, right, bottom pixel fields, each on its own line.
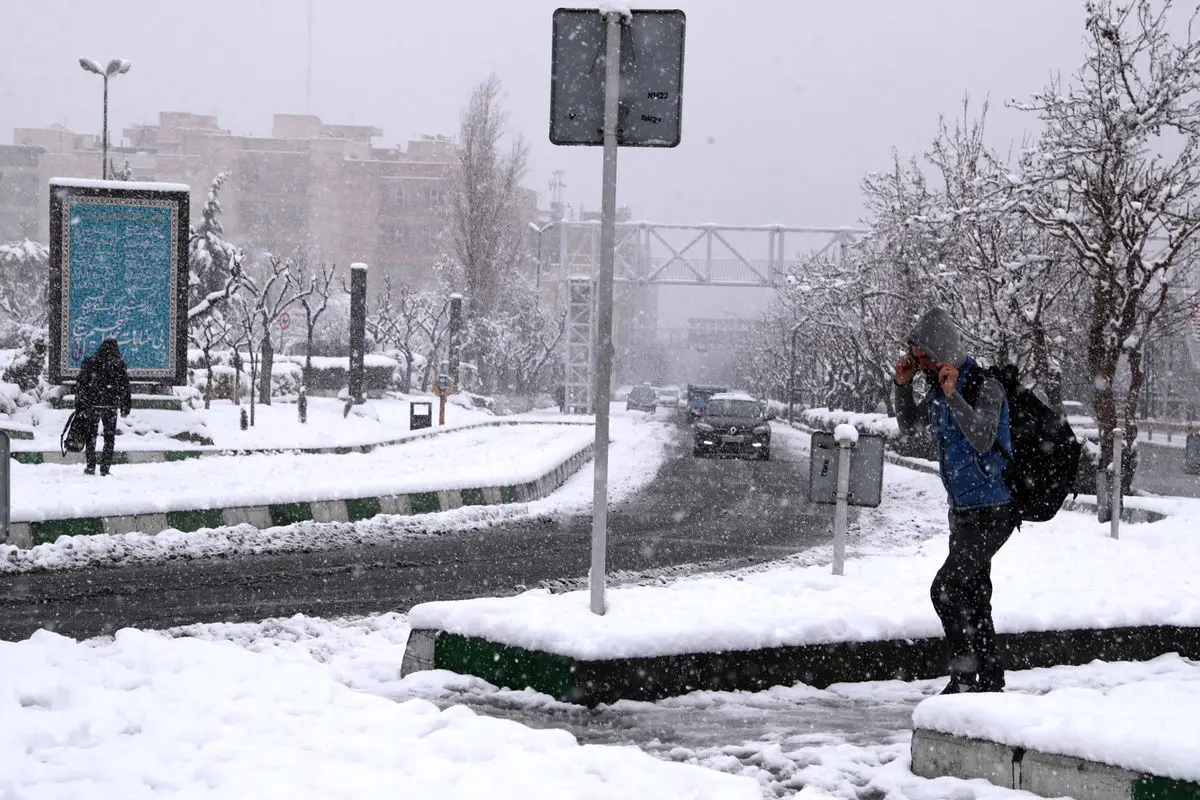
left=78, top=57, right=132, bottom=180
left=787, top=322, right=802, bottom=425
left=528, top=220, right=555, bottom=300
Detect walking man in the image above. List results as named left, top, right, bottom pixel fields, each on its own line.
left=76, top=338, right=132, bottom=476
left=894, top=308, right=1017, bottom=694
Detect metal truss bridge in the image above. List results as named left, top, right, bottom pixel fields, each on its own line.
left=555, top=221, right=864, bottom=413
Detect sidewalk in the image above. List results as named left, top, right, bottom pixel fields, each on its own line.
left=8, top=422, right=596, bottom=548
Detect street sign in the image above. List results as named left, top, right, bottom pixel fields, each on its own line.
left=809, top=431, right=885, bottom=508
left=279, top=311, right=291, bottom=331
left=550, top=8, right=686, bottom=147
left=434, top=374, right=452, bottom=397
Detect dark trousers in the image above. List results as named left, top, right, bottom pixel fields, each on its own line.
left=930, top=505, right=1016, bottom=688
left=81, top=408, right=118, bottom=471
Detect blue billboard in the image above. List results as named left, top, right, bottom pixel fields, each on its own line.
left=49, top=180, right=190, bottom=384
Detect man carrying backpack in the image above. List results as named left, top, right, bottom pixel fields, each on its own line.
left=75, top=338, right=133, bottom=476
left=894, top=308, right=1017, bottom=695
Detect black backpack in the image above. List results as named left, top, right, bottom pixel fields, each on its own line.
left=963, top=363, right=1083, bottom=522
left=60, top=410, right=89, bottom=455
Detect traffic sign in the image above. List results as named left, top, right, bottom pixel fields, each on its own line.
left=550, top=8, right=686, bottom=147
left=279, top=311, right=291, bottom=331
left=433, top=374, right=452, bottom=397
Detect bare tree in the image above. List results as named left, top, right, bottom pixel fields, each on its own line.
left=446, top=73, right=532, bottom=390
left=241, top=254, right=313, bottom=405
left=299, top=260, right=337, bottom=386
left=1010, top=0, right=1200, bottom=489
left=190, top=310, right=234, bottom=410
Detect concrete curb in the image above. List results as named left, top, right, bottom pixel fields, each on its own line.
left=9, top=441, right=596, bottom=549
left=9, top=417, right=592, bottom=465
left=400, top=623, right=1200, bottom=707
left=911, top=728, right=1200, bottom=800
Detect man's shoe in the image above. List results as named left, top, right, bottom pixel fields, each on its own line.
left=83, top=465, right=95, bottom=475
left=940, top=673, right=978, bottom=695
left=99, top=467, right=110, bottom=477
left=976, top=667, right=1006, bottom=693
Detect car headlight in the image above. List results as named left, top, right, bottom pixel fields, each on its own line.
left=696, top=422, right=714, bottom=432
left=753, top=425, right=770, bottom=434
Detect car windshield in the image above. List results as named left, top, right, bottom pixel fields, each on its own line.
left=630, top=387, right=656, bottom=400
left=703, top=399, right=763, bottom=418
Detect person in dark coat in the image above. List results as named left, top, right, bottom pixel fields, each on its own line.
left=894, top=308, right=1017, bottom=695
left=75, top=338, right=132, bottom=476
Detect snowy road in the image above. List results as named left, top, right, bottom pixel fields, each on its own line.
left=0, top=421, right=842, bottom=640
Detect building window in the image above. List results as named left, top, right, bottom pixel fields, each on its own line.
left=426, top=186, right=444, bottom=208
left=383, top=184, right=406, bottom=208
left=381, top=224, right=408, bottom=245
left=423, top=225, right=442, bottom=246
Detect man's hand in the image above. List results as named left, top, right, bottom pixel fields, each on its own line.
left=894, top=354, right=918, bottom=386
left=938, top=363, right=959, bottom=395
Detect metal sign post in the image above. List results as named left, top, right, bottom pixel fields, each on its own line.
left=832, top=438, right=852, bottom=576
left=550, top=7, right=686, bottom=616
left=1110, top=427, right=1124, bottom=540
left=0, top=430, right=8, bottom=545
left=810, top=428, right=885, bottom=576
left=433, top=374, right=452, bottom=425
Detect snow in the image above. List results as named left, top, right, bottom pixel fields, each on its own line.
left=9, top=423, right=595, bottom=521
left=7, top=395, right=495, bottom=453
left=350, top=261, right=368, bottom=271
left=0, top=628, right=757, bottom=799
left=833, top=423, right=859, bottom=444
left=408, top=432, right=1200, bottom=660
left=0, top=406, right=674, bottom=571
left=49, top=177, right=190, bottom=193
left=914, top=678, right=1200, bottom=781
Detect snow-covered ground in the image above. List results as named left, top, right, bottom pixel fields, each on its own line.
left=8, top=394, right=503, bottom=452
left=3, top=421, right=1198, bottom=796
left=0, top=624, right=758, bottom=799
left=408, top=434, right=1200, bottom=657
left=11, top=422, right=595, bottom=521
left=0, top=407, right=676, bottom=572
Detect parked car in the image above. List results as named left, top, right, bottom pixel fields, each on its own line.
left=626, top=384, right=659, bottom=413
left=655, top=387, right=680, bottom=408
left=683, top=383, right=729, bottom=423
left=693, top=392, right=774, bottom=459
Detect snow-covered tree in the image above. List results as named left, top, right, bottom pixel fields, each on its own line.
left=188, top=172, right=245, bottom=326
left=240, top=254, right=312, bottom=405
left=1010, top=0, right=1200, bottom=488
left=446, top=74, right=533, bottom=391
left=297, top=259, right=337, bottom=386
left=0, top=239, right=48, bottom=331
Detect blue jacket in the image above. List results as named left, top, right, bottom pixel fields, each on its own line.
left=927, top=358, right=1012, bottom=510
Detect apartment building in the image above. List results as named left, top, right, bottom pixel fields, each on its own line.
left=2, top=111, right=535, bottom=295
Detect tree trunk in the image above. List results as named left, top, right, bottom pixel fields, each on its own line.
left=1121, top=346, right=1145, bottom=494
left=204, top=357, right=214, bottom=411
left=259, top=336, right=274, bottom=406
left=402, top=348, right=414, bottom=394
left=304, top=333, right=314, bottom=390
left=249, top=361, right=257, bottom=426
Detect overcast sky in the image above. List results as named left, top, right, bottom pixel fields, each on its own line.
left=1, top=0, right=1098, bottom=230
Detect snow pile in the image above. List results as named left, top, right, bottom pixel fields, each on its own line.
left=0, top=628, right=758, bottom=799
left=915, top=676, right=1200, bottom=781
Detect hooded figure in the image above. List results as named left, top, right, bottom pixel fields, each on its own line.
left=894, top=308, right=1016, bottom=695
left=75, top=338, right=132, bottom=476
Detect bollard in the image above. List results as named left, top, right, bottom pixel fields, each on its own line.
left=832, top=440, right=852, bottom=576
left=240, top=407, right=248, bottom=431
left=0, top=430, right=9, bottom=545
left=1111, top=428, right=1124, bottom=540
left=298, top=386, right=307, bottom=425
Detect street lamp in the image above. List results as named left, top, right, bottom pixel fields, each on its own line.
left=787, top=322, right=802, bottom=425
left=78, top=57, right=132, bottom=179
left=528, top=220, right=555, bottom=297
